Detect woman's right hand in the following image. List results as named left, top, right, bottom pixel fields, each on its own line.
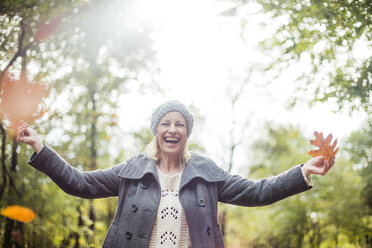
left=17, top=121, right=44, bottom=153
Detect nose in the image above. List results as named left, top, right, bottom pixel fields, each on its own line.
left=168, top=123, right=177, bottom=133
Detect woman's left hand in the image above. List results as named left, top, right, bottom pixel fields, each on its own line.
left=302, top=156, right=335, bottom=177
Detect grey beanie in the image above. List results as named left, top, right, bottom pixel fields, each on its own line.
left=150, top=100, right=194, bottom=137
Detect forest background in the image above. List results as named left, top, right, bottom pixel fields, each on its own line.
left=0, top=0, right=371, bottom=247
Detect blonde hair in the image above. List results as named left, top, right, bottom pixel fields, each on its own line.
left=144, top=136, right=191, bottom=166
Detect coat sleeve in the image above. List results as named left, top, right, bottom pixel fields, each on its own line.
left=217, top=165, right=312, bottom=206
left=28, top=144, right=123, bottom=199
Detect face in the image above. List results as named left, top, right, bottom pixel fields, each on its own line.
left=157, top=111, right=187, bottom=157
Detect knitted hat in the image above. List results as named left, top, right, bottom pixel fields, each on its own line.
left=150, top=100, right=194, bottom=137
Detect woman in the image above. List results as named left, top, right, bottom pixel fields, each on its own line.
left=17, top=100, right=334, bottom=248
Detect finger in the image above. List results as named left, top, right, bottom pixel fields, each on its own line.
left=16, top=129, right=24, bottom=141
left=329, top=159, right=335, bottom=170
left=319, top=160, right=327, bottom=175
left=318, top=166, right=326, bottom=175
left=331, top=158, right=335, bottom=165
left=17, top=123, right=28, bottom=132
left=315, top=156, right=323, bottom=161
left=17, top=124, right=28, bottom=130
left=17, top=128, right=29, bottom=144
left=17, top=126, right=28, bottom=136
left=324, top=160, right=332, bottom=174
left=310, top=156, right=323, bottom=166
left=17, top=132, right=30, bottom=143
left=321, top=160, right=327, bottom=175
left=17, top=120, right=27, bottom=126
left=316, top=156, right=325, bottom=165
left=16, top=133, right=24, bottom=143
left=329, top=159, right=334, bottom=167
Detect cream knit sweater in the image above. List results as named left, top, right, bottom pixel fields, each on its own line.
left=149, top=167, right=192, bottom=248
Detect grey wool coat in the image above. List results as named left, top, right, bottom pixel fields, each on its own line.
left=28, top=145, right=312, bottom=248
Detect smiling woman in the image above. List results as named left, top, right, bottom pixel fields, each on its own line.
left=145, top=101, right=194, bottom=173
left=144, top=101, right=193, bottom=172
left=17, top=100, right=335, bottom=248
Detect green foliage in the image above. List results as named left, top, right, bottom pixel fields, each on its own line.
left=225, top=0, right=371, bottom=113
left=224, top=124, right=372, bottom=247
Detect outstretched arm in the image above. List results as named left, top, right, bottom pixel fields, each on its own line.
left=17, top=121, right=122, bottom=198
left=218, top=165, right=312, bottom=207
left=28, top=145, right=123, bottom=198
left=218, top=156, right=335, bottom=207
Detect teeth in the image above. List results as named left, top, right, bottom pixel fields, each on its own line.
left=165, top=138, right=178, bottom=142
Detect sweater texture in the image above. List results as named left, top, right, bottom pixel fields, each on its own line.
left=149, top=167, right=192, bottom=247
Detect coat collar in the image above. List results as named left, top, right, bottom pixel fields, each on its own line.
left=118, top=154, right=157, bottom=180
left=118, top=153, right=225, bottom=189
left=179, top=153, right=225, bottom=190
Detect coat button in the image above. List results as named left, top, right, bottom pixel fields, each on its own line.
left=140, top=181, right=149, bottom=189
left=125, top=231, right=132, bottom=240
left=138, top=154, right=144, bottom=158
left=131, top=204, right=138, bottom=212
left=206, top=226, right=211, bottom=235
left=198, top=199, right=205, bottom=207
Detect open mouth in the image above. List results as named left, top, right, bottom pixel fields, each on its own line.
left=164, top=137, right=179, bottom=144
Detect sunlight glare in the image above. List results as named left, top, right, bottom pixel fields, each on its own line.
left=135, top=0, right=179, bottom=27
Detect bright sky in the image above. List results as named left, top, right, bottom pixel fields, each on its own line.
left=118, top=0, right=368, bottom=172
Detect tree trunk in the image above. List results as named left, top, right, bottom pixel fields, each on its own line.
left=60, top=232, right=80, bottom=248
left=73, top=206, right=83, bottom=248
left=316, top=222, right=322, bottom=248
left=297, top=234, right=303, bottom=248
left=3, top=218, right=14, bottom=248
left=89, top=200, right=95, bottom=231
left=0, top=123, right=7, bottom=200
left=218, top=210, right=226, bottom=237
left=73, top=232, right=80, bottom=248
left=227, top=144, right=236, bottom=174
left=11, top=136, right=18, bottom=171
left=9, top=137, right=21, bottom=197
left=13, top=221, right=24, bottom=248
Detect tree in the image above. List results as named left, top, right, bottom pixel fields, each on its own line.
left=224, top=0, right=371, bottom=113
left=1, top=0, right=158, bottom=246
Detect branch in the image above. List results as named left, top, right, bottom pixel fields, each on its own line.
left=0, top=18, right=33, bottom=91
left=6, top=169, right=22, bottom=198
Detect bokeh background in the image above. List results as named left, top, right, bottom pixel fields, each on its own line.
left=0, top=0, right=371, bottom=247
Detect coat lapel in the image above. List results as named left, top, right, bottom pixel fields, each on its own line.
left=180, top=153, right=225, bottom=190
left=118, top=154, right=158, bottom=180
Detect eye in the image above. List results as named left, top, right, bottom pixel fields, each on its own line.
left=176, top=123, right=185, bottom=127
left=160, top=122, right=169, bottom=126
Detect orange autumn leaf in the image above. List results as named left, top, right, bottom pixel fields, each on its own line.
left=308, top=131, right=339, bottom=161
left=35, top=15, right=63, bottom=42
left=0, top=69, right=47, bottom=129
left=0, top=205, right=36, bottom=223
